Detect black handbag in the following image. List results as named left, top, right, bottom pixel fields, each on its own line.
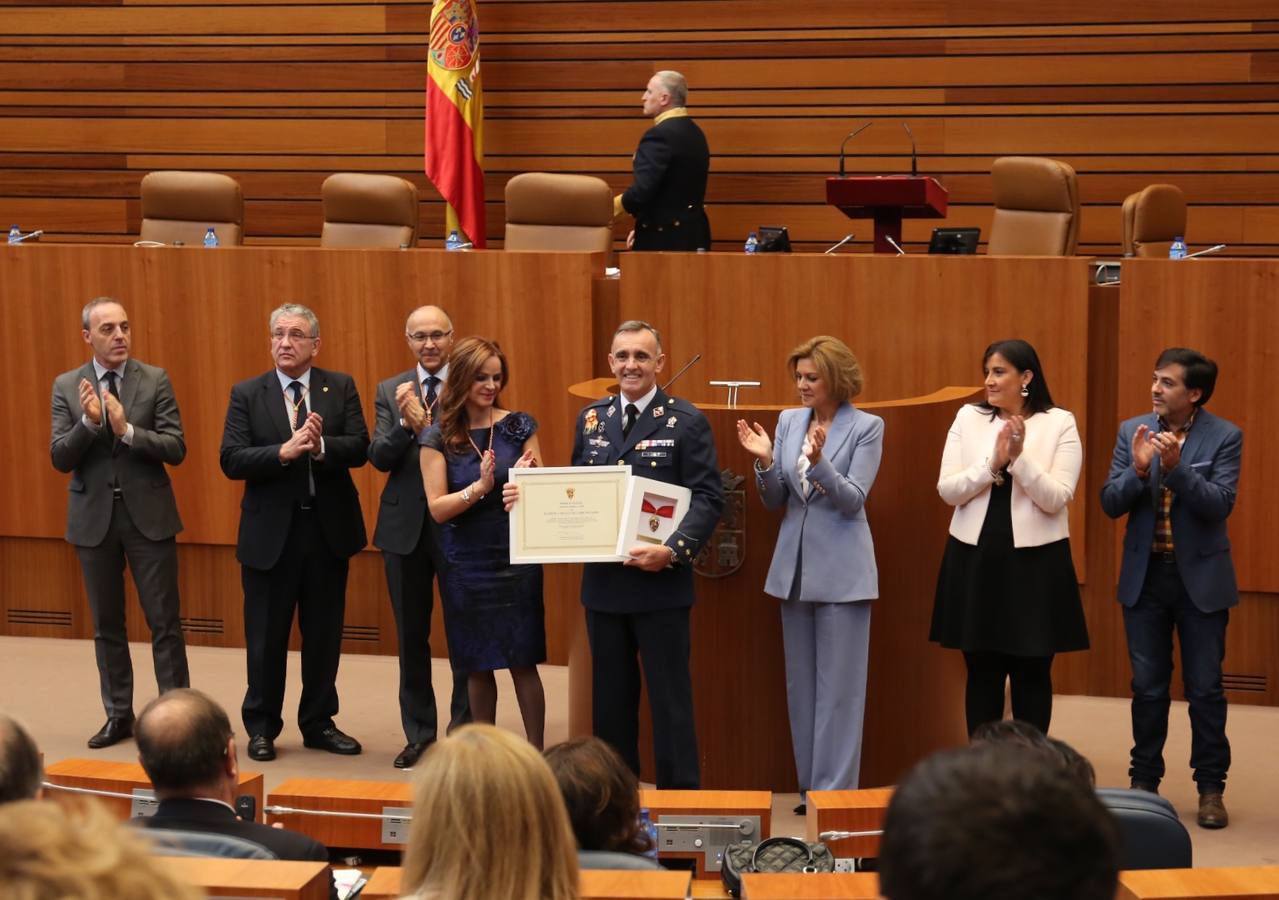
left=720, top=836, right=835, bottom=897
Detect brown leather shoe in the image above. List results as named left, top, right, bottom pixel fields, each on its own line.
left=1197, top=792, right=1228, bottom=829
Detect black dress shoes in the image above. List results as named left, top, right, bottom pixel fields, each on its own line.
left=247, top=735, right=276, bottom=762
left=87, top=716, right=134, bottom=749
left=393, top=741, right=431, bottom=769
left=303, top=726, right=362, bottom=755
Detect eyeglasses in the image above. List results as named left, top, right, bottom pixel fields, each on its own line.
left=270, top=329, right=316, bottom=344
left=407, top=330, right=453, bottom=345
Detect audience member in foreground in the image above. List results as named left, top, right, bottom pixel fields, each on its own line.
left=0, top=712, right=42, bottom=803
left=0, top=799, right=204, bottom=900
left=402, top=724, right=578, bottom=900
left=879, top=743, right=1119, bottom=900
left=133, top=689, right=333, bottom=872
left=544, top=736, right=657, bottom=866
left=969, top=718, right=1097, bottom=789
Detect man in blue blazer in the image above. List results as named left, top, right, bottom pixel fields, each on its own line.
left=571, top=321, right=724, bottom=788
left=1100, top=347, right=1241, bottom=829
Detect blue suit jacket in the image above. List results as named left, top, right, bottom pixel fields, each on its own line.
left=572, top=389, right=724, bottom=614
left=756, top=405, right=883, bottom=602
left=1099, top=409, right=1242, bottom=613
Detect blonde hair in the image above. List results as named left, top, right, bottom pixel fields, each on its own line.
left=0, top=799, right=205, bottom=900
left=402, top=725, right=578, bottom=900
left=787, top=335, right=864, bottom=403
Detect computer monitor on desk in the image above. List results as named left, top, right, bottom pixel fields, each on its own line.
left=928, top=228, right=980, bottom=254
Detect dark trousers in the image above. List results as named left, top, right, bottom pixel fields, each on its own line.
left=586, top=606, right=699, bottom=789
left=75, top=497, right=189, bottom=718
left=383, top=534, right=470, bottom=744
left=1123, top=556, right=1230, bottom=793
left=962, top=651, right=1054, bottom=736
left=241, top=509, right=347, bottom=740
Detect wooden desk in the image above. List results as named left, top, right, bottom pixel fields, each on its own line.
left=741, top=871, right=879, bottom=899
left=361, top=866, right=696, bottom=900
left=44, top=758, right=264, bottom=822
left=158, top=857, right=329, bottom=900
left=1118, top=866, right=1279, bottom=900
left=640, top=789, right=772, bottom=878
left=806, top=788, right=893, bottom=858
left=267, top=777, right=411, bottom=851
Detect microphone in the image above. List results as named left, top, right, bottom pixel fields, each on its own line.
left=10, top=229, right=44, bottom=244
left=838, top=122, right=872, bottom=178
left=901, top=122, right=917, bottom=177
left=824, top=234, right=855, bottom=255
left=1186, top=243, right=1226, bottom=259
left=662, top=353, right=702, bottom=391
left=884, top=235, right=906, bottom=255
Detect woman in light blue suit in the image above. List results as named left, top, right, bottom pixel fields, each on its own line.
left=737, top=336, right=884, bottom=808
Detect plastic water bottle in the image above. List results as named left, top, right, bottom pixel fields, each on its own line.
left=1169, top=236, right=1186, bottom=260
left=203, top=227, right=219, bottom=248
left=7, top=224, right=20, bottom=244
left=445, top=229, right=464, bottom=251
left=744, top=231, right=759, bottom=254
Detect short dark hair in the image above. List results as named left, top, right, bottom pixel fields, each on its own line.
left=0, top=713, right=42, bottom=804
left=544, top=737, right=654, bottom=855
left=879, top=745, right=1119, bottom=900
left=969, top=719, right=1097, bottom=791
left=1155, top=347, right=1217, bottom=407
left=977, top=339, right=1055, bottom=417
left=135, top=690, right=232, bottom=793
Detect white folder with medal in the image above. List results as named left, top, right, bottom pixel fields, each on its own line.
left=614, top=475, right=692, bottom=556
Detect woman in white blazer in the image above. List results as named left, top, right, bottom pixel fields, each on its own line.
left=737, top=337, right=883, bottom=811
left=930, top=339, right=1088, bottom=737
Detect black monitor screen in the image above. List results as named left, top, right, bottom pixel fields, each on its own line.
left=757, top=226, right=792, bottom=253
left=928, top=227, right=980, bottom=255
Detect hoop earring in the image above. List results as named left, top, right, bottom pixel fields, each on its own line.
left=1020, top=385, right=1030, bottom=398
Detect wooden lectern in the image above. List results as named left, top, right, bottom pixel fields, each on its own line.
left=825, top=176, right=948, bottom=253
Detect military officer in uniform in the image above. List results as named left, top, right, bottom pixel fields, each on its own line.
left=566, top=320, right=723, bottom=788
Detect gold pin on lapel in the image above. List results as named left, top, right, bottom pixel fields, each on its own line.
left=322, top=386, right=330, bottom=392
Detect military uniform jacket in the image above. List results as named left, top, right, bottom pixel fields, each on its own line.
left=572, top=389, right=724, bottom=614
left=621, top=115, right=712, bottom=252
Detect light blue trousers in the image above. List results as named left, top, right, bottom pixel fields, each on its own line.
left=780, top=599, right=872, bottom=794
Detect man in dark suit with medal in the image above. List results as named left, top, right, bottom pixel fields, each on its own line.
left=50, top=296, right=190, bottom=749
left=219, top=303, right=369, bottom=761
left=570, top=320, right=724, bottom=788
left=616, top=70, right=712, bottom=252
left=368, top=305, right=470, bottom=769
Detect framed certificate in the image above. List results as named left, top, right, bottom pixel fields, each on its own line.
left=508, top=465, right=631, bottom=564
left=615, top=475, right=692, bottom=557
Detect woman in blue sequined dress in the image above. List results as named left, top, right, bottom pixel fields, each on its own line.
left=419, top=336, right=547, bottom=747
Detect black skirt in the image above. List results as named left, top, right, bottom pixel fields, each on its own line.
left=930, top=476, right=1089, bottom=657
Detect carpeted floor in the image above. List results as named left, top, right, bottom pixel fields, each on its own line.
left=3, top=635, right=1276, bottom=867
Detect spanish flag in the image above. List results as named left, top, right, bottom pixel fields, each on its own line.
left=424, top=0, right=486, bottom=248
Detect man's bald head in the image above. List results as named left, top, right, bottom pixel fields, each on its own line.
left=135, top=690, right=233, bottom=797
left=405, top=305, right=455, bottom=373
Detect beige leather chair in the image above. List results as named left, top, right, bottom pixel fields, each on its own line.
left=986, top=157, right=1080, bottom=256
left=1121, top=184, right=1187, bottom=258
left=320, top=173, right=419, bottom=248
left=139, top=171, right=244, bottom=246
left=503, top=173, right=614, bottom=254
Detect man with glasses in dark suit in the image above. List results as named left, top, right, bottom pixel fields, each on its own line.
left=368, top=305, right=471, bottom=769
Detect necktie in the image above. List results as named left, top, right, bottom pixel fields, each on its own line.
left=289, top=381, right=306, bottom=431
left=423, top=375, right=439, bottom=424
left=623, top=403, right=639, bottom=438
left=104, top=370, right=120, bottom=401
